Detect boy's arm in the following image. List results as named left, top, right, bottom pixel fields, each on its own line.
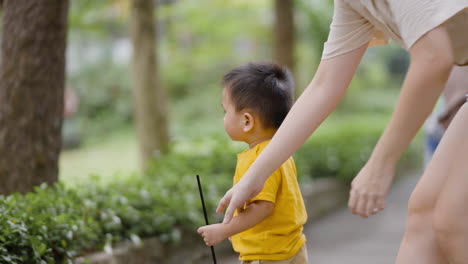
left=197, top=200, right=274, bottom=246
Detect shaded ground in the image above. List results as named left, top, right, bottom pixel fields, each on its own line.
left=220, top=172, right=419, bottom=264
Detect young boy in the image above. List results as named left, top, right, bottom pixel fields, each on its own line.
left=198, top=62, right=308, bottom=263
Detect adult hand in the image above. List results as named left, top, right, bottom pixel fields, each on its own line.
left=348, top=160, right=396, bottom=218
left=216, top=175, right=263, bottom=224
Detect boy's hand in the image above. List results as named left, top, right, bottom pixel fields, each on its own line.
left=197, top=224, right=228, bottom=246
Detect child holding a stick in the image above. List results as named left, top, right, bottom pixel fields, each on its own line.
left=198, top=62, right=308, bottom=264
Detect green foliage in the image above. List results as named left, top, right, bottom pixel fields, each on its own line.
left=66, top=0, right=408, bottom=144
left=337, top=86, right=401, bottom=115
left=296, top=0, right=333, bottom=57
left=0, top=173, right=225, bottom=263
left=296, top=117, right=382, bottom=182
left=158, top=0, right=273, bottom=98
left=69, top=0, right=127, bottom=36
left=0, top=184, right=101, bottom=264
left=68, top=57, right=133, bottom=138
left=67, top=0, right=277, bottom=141
left=148, top=136, right=238, bottom=177
left=295, top=115, right=421, bottom=182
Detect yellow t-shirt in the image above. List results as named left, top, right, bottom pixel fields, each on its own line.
left=231, top=140, right=307, bottom=261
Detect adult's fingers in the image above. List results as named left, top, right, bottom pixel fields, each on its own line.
left=222, top=200, right=237, bottom=224
left=376, top=195, right=386, bottom=211
left=216, top=188, right=232, bottom=214
left=348, top=189, right=358, bottom=214
left=356, top=193, right=369, bottom=218
left=366, top=194, right=379, bottom=216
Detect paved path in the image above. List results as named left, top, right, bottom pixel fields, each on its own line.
left=305, top=172, right=418, bottom=264
left=220, top=172, right=419, bottom=264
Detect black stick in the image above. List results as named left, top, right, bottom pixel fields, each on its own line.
left=196, top=175, right=217, bottom=264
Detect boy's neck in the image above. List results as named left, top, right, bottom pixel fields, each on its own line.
left=246, top=128, right=277, bottom=149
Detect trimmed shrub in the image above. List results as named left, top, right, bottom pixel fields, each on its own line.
left=296, top=116, right=421, bottom=182
left=0, top=175, right=225, bottom=264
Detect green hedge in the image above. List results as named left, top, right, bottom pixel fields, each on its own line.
left=295, top=115, right=421, bottom=182
left=0, top=117, right=421, bottom=263
left=0, top=175, right=220, bottom=264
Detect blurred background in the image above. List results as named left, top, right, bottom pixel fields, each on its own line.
left=61, top=0, right=413, bottom=184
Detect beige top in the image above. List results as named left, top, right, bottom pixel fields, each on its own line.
left=322, top=0, right=468, bottom=65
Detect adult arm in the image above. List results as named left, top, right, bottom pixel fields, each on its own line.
left=198, top=200, right=274, bottom=246
left=348, top=26, right=454, bottom=217
left=217, top=43, right=368, bottom=223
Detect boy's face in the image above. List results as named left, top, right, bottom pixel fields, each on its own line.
left=222, top=88, right=245, bottom=141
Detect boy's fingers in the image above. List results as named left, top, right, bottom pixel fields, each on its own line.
left=197, top=227, right=204, bottom=234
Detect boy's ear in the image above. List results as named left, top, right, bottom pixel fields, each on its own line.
left=242, top=111, right=254, bottom=132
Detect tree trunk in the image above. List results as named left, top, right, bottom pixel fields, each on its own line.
left=273, top=0, right=297, bottom=95
left=130, top=0, right=169, bottom=169
left=0, top=0, right=68, bottom=195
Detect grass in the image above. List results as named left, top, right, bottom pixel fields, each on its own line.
left=59, top=128, right=140, bottom=186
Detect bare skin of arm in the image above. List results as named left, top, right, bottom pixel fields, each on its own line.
left=217, top=43, right=368, bottom=223
left=198, top=200, right=274, bottom=246
left=349, top=26, right=454, bottom=217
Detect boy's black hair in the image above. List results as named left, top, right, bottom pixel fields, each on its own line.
left=222, top=62, right=294, bottom=129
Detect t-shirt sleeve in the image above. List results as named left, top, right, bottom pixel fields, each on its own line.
left=250, top=170, right=281, bottom=204
left=321, top=0, right=377, bottom=60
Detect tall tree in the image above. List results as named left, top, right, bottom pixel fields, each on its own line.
left=0, top=0, right=69, bottom=195
left=274, top=0, right=296, bottom=94
left=130, top=0, right=169, bottom=169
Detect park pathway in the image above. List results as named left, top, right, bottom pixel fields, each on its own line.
left=305, top=172, right=418, bottom=264
left=220, top=171, right=419, bottom=264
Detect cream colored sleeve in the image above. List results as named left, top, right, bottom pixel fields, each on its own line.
left=322, top=0, right=377, bottom=60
